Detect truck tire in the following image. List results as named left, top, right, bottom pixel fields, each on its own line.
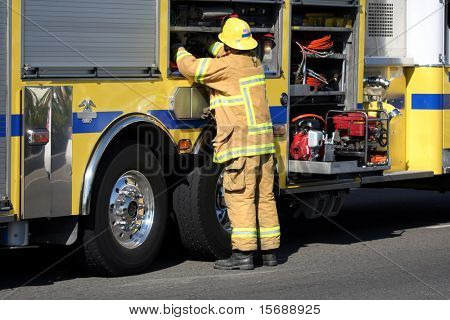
left=173, top=162, right=232, bottom=260
left=82, top=144, right=167, bottom=276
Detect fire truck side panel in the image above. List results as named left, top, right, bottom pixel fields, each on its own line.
left=9, top=0, right=188, bottom=218
left=0, top=1, right=9, bottom=201
left=404, top=67, right=444, bottom=175
left=10, top=0, right=20, bottom=218
left=441, top=66, right=450, bottom=172
left=403, top=0, right=446, bottom=174
left=444, top=66, right=450, bottom=150
left=385, top=67, right=407, bottom=172
left=6, top=0, right=290, bottom=219
left=264, top=0, right=290, bottom=188
left=358, top=0, right=366, bottom=108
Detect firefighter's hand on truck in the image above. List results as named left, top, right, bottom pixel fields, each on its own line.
left=170, top=43, right=184, bottom=60
left=201, top=107, right=212, bottom=120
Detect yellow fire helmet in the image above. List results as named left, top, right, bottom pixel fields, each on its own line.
left=218, top=17, right=259, bottom=51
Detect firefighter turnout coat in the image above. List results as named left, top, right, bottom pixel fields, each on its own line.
left=176, top=45, right=276, bottom=163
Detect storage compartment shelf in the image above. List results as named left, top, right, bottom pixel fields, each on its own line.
left=169, top=0, right=282, bottom=76
left=287, top=0, right=364, bottom=180
left=289, top=160, right=389, bottom=175
left=290, top=85, right=345, bottom=97
left=172, top=0, right=284, bottom=3
left=304, top=53, right=346, bottom=59
left=291, top=26, right=353, bottom=32
left=291, top=0, right=358, bottom=8
left=169, top=70, right=278, bottom=78
left=170, top=26, right=274, bottom=33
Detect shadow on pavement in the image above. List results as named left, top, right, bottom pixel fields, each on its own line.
left=0, top=223, right=188, bottom=293
left=1, top=188, right=450, bottom=292
left=277, top=188, right=450, bottom=265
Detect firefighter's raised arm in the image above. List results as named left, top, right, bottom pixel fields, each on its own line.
left=175, top=47, right=227, bottom=90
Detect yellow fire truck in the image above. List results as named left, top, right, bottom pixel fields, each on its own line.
left=0, top=0, right=448, bottom=275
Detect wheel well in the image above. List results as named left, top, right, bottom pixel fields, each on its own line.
left=100, top=121, right=178, bottom=176
left=81, top=115, right=180, bottom=217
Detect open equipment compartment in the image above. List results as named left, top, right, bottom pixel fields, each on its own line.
left=287, top=0, right=393, bottom=180
left=289, top=0, right=358, bottom=102
left=168, top=0, right=283, bottom=78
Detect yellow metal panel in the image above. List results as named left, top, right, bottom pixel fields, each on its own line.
left=71, top=133, right=101, bottom=215
left=405, top=67, right=443, bottom=174
left=10, top=0, right=292, bottom=218
left=385, top=67, right=407, bottom=172
left=9, top=137, right=20, bottom=216
left=358, top=0, right=366, bottom=105
left=10, top=1, right=21, bottom=218
left=442, top=67, right=450, bottom=149
left=271, top=1, right=290, bottom=189
left=170, top=129, right=201, bottom=148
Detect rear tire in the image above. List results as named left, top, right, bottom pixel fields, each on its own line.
left=82, top=144, right=167, bottom=276
left=173, top=162, right=231, bottom=260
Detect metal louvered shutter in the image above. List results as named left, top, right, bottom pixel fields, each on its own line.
left=0, top=1, right=8, bottom=197
left=22, top=0, right=159, bottom=78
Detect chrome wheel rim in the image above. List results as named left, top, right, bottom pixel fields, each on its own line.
left=109, top=170, right=154, bottom=249
left=216, top=170, right=231, bottom=233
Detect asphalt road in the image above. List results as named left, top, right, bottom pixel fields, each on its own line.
left=1, top=188, right=450, bottom=300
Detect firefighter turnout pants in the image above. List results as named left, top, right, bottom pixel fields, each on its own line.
left=223, top=154, right=280, bottom=251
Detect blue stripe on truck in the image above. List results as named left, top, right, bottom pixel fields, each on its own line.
left=148, top=110, right=207, bottom=130
left=11, top=115, right=22, bottom=137
left=5, top=106, right=288, bottom=138
left=412, top=94, right=450, bottom=110
left=150, top=106, right=288, bottom=130
left=270, top=106, right=287, bottom=125
left=72, top=111, right=123, bottom=134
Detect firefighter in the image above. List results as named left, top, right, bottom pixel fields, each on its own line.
left=175, top=17, right=280, bottom=270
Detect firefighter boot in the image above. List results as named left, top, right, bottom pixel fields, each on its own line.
left=214, top=250, right=254, bottom=270
left=261, top=250, right=278, bottom=267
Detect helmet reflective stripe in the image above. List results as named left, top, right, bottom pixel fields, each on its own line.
left=242, top=31, right=251, bottom=38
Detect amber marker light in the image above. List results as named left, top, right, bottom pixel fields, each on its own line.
left=178, top=139, right=193, bottom=152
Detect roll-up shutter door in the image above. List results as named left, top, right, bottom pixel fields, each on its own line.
left=22, top=0, right=159, bottom=78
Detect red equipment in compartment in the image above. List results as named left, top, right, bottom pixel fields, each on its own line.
left=290, top=131, right=310, bottom=160
left=332, top=113, right=374, bottom=137
left=330, top=111, right=389, bottom=162
left=290, top=114, right=325, bottom=161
